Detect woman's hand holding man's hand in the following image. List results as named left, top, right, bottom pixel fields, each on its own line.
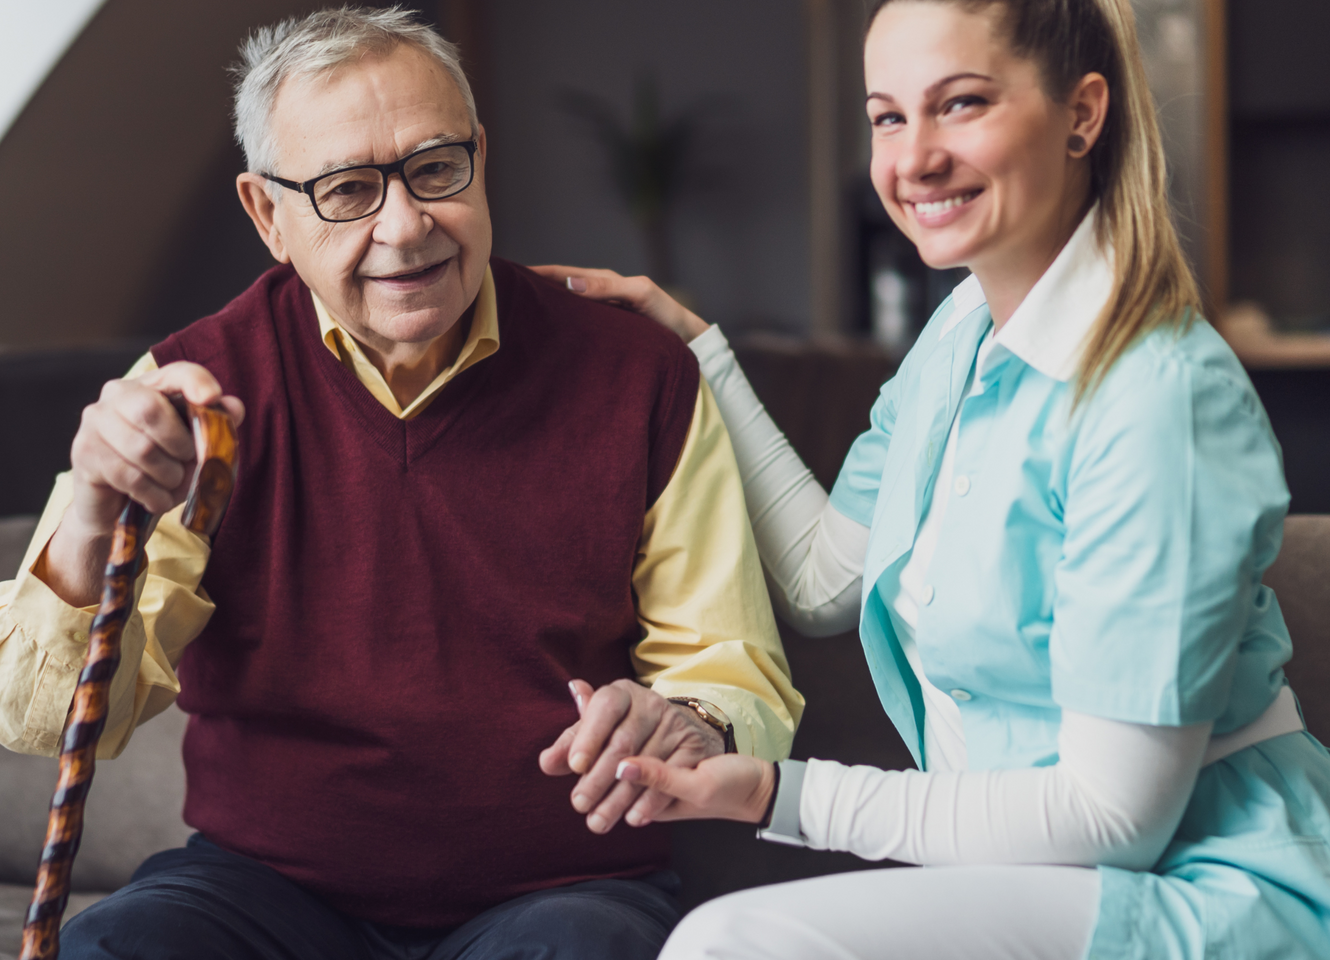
left=529, top=266, right=711, bottom=344
left=614, top=751, right=777, bottom=826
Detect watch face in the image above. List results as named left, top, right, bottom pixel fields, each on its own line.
left=693, top=699, right=731, bottom=729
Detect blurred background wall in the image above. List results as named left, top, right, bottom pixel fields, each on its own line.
left=0, top=0, right=824, bottom=349
left=0, top=0, right=1327, bottom=507
left=484, top=0, right=812, bottom=335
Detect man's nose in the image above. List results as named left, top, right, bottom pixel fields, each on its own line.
left=371, top=176, right=433, bottom=246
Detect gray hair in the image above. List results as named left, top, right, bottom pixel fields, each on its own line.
left=232, top=5, right=478, bottom=176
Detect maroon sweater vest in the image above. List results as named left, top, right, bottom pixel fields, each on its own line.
left=151, top=259, right=699, bottom=927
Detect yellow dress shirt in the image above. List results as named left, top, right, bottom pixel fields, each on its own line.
left=0, top=266, right=802, bottom=763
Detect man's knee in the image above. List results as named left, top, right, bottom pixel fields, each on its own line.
left=59, top=882, right=195, bottom=960
left=456, top=879, right=679, bottom=960
left=59, top=839, right=363, bottom=960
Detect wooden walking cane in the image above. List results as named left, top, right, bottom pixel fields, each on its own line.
left=19, top=398, right=238, bottom=960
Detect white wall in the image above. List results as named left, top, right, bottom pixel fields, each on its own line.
left=0, top=0, right=107, bottom=140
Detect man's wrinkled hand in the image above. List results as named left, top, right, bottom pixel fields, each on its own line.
left=43, top=361, right=245, bottom=609
left=67, top=361, right=245, bottom=535
left=539, top=678, right=726, bottom=835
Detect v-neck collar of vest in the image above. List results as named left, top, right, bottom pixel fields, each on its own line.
left=295, top=281, right=498, bottom=467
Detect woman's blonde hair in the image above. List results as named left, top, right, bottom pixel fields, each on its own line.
left=871, top=0, right=1202, bottom=401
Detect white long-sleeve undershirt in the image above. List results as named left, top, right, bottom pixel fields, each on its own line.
left=689, top=325, right=866, bottom=638
left=688, top=324, right=1213, bottom=871
left=799, top=713, right=1211, bottom=870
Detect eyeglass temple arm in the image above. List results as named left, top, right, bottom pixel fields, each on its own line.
left=263, top=174, right=305, bottom=193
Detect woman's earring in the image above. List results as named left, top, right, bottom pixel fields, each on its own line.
left=1068, top=134, right=1087, bottom=155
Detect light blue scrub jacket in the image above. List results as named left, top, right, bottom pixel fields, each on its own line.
left=831, top=291, right=1330, bottom=959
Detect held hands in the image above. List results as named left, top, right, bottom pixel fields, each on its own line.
left=539, top=679, right=727, bottom=834
left=528, top=266, right=711, bottom=344
left=615, top=753, right=776, bottom=826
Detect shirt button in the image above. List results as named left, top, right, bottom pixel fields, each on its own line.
left=950, top=689, right=972, bottom=702
left=921, top=585, right=935, bottom=605
left=954, top=475, right=971, bottom=496
left=72, top=631, right=88, bottom=642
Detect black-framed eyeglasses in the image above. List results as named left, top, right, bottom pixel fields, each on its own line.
left=264, top=140, right=478, bottom=223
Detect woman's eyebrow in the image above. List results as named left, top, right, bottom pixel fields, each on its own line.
left=866, top=71, right=996, bottom=105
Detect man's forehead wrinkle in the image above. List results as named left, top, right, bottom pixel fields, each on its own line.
left=270, top=49, right=472, bottom=179
left=307, top=133, right=466, bottom=178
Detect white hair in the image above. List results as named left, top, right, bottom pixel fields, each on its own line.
left=232, top=5, right=478, bottom=176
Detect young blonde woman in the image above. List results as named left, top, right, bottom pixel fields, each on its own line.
left=536, top=0, right=1330, bottom=957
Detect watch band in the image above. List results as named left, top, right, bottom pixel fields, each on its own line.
left=756, top=759, right=807, bottom=847
left=667, top=697, right=736, bottom=753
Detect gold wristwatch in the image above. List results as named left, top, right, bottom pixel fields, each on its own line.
left=667, top=697, right=736, bottom=753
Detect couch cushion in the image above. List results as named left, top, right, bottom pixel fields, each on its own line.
left=1264, top=515, right=1330, bottom=742
left=0, top=885, right=103, bottom=960
left=0, top=703, right=192, bottom=893
left=2, top=507, right=191, bottom=892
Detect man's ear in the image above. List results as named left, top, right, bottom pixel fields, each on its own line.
left=236, top=173, right=291, bottom=264
left=1067, top=72, right=1110, bottom=158
left=475, top=122, right=488, bottom=173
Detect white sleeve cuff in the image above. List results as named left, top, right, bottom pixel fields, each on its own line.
left=757, top=758, right=809, bottom=847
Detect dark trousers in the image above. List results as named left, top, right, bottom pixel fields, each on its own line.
left=62, top=834, right=680, bottom=960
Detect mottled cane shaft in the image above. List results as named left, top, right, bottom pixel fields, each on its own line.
left=19, top=501, right=150, bottom=960
left=19, top=400, right=236, bottom=960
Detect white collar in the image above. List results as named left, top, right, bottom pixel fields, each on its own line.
left=936, top=206, right=1113, bottom=382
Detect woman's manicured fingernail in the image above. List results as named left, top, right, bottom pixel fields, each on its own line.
left=616, top=760, right=638, bottom=782
left=570, top=751, right=589, bottom=772
left=588, top=814, right=606, bottom=832
left=625, top=810, right=641, bottom=826
left=567, top=277, right=588, bottom=293
left=572, top=793, right=590, bottom=813
left=567, top=681, right=585, bottom=712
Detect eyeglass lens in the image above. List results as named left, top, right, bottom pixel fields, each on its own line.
left=311, top=144, right=473, bottom=221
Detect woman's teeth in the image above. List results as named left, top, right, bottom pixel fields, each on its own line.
left=914, top=192, right=979, bottom=216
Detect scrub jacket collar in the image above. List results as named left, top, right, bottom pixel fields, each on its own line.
left=938, top=205, right=1113, bottom=383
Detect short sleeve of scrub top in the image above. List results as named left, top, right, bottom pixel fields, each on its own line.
left=1049, top=330, right=1290, bottom=729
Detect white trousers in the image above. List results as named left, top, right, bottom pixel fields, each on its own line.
left=659, top=865, right=1101, bottom=960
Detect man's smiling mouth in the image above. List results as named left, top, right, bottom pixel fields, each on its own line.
left=369, top=259, right=451, bottom=283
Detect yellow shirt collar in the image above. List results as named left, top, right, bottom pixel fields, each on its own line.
left=310, top=265, right=500, bottom=419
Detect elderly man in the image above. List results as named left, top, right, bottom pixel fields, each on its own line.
left=0, top=8, right=801, bottom=959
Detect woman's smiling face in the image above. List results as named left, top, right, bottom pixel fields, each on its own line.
left=864, top=1, right=1082, bottom=279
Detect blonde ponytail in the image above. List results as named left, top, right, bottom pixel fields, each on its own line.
left=1076, top=0, right=1200, bottom=402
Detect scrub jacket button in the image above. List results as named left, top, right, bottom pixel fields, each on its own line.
left=922, top=585, right=935, bottom=605
left=950, top=689, right=972, bottom=702
left=954, top=475, right=971, bottom=496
